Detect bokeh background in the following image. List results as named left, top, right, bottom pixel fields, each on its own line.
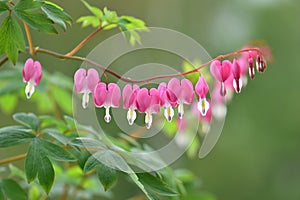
left=1, top=0, right=300, bottom=199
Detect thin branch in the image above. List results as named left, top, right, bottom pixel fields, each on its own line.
left=0, top=153, right=27, bottom=165
left=65, top=26, right=104, bottom=57
left=23, top=22, right=35, bottom=56
left=0, top=56, right=9, bottom=68
left=35, top=46, right=262, bottom=84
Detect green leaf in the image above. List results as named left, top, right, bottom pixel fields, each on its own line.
left=38, top=139, right=75, bottom=161
left=77, top=15, right=100, bottom=28
left=102, top=7, right=118, bottom=24
left=0, top=16, right=25, bottom=64
left=1, top=179, right=27, bottom=200
left=137, top=173, right=178, bottom=196
left=25, top=139, right=39, bottom=183
left=13, top=0, right=43, bottom=11
left=38, top=154, right=54, bottom=194
left=13, top=112, right=39, bottom=131
left=84, top=154, right=100, bottom=173
left=0, top=126, right=35, bottom=148
left=13, top=10, right=57, bottom=34
left=43, top=128, right=69, bottom=145
left=28, top=185, right=41, bottom=200
left=42, top=2, right=72, bottom=31
left=97, top=162, right=117, bottom=191
left=0, top=2, right=9, bottom=14
left=129, top=173, right=157, bottom=200
left=81, top=0, right=103, bottom=18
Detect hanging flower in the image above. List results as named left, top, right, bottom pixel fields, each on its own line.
left=231, top=59, right=243, bottom=93
left=210, top=60, right=232, bottom=96
left=168, top=78, right=194, bottom=119
left=94, top=82, right=121, bottom=123
left=195, top=75, right=210, bottom=116
left=136, top=88, right=160, bottom=129
left=123, top=84, right=139, bottom=125
left=74, top=68, right=99, bottom=109
left=22, top=58, right=42, bottom=99
left=158, top=82, right=178, bottom=122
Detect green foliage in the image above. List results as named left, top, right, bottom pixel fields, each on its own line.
left=77, top=0, right=147, bottom=45
left=0, top=2, right=9, bottom=14
left=0, top=126, right=35, bottom=147
left=42, top=1, right=72, bottom=31
left=0, top=179, right=27, bottom=200
left=0, top=16, right=25, bottom=65
left=13, top=112, right=39, bottom=131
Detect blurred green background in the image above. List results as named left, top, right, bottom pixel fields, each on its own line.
left=1, top=0, right=300, bottom=199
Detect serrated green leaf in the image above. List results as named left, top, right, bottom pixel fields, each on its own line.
left=102, top=7, right=118, bottom=23
left=1, top=179, right=27, bottom=200
left=13, top=112, right=39, bottom=131
left=81, top=0, right=103, bottom=18
left=25, top=139, right=39, bottom=183
left=77, top=15, right=100, bottom=28
left=42, top=2, right=72, bottom=31
left=43, top=128, right=69, bottom=145
left=14, top=10, right=57, bottom=34
left=38, top=154, right=54, bottom=194
left=97, top=162, right=117, bottom=191
left=0, top=127, right=35, bottom=148
left=0, top=2, right=9, bottom=14
left=0, top=16, right=25, bottom=64
left=38, top=139, right=75, bottom=161
left=137, top=173, right=178, bottom=196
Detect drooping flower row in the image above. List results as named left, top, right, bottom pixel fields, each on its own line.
left=21, top=48, right=267, bottom=129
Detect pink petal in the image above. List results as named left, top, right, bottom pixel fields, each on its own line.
left=210, top=60, right=222, bottom=82
left=220, top=60, right=232, bottom=81
left=74, top=69, right=87, bottom=93
left=180, top=79, right=194, bottom=104
left=158, top=82, right=167, bottom=106
left=232, top=59, right=241, bottom=79
left=136, top=88, right=151, bottom=113
left=32, top=60, right=42, bottom=85
left=168, top=78, right=181, bottom=98
left=107, top=83, right=121, bottom=107
left=86, top=68, right=99, bottom=92
left=195, top=75, right=209, bottom=99
left=149, top=88, right=160, bottom=113
left=93, top=82, right=107, bottom=107
left=166, top=89, right=178, bottom=107
left=122, top=84, right=139, bottom=109
left=22, top=58, right=35, bottom=82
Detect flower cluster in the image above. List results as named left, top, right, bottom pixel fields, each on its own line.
left=21, top=48, right=267, bottom=129
left=71, top=48, right=267, bottom=129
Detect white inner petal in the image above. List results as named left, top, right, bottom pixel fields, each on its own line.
left=127, top=108, right=137, bottom=125
left=197, top=98, right=210, bottom=116
left=178, top=103, right=184, bottom=119
left=164, top=106, right=174, bottom=122
left=104, top=106, right=111, bottom=123
left=25, top=81, right=35, bottom=99
left=82, top=92, right=90, bottom=109
left=145, top=112, right=153, bottom=129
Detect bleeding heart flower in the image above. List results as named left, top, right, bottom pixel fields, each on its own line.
left=22, top=58, right=42, bottom=99
left=136, top=88, right=160, bottom=129
left=168, top=78, right=194, bottom=119
left=232, top=59, right=243, bottom=93
left=195, top=75, right=210, bottom=116
left=123, top=84, right=139, bottom=125
left=94, top=82, right=121, bottom=123
left=210, top=60, right=232, bottom=96
left=74, top=68, right=99, bottom=109
left=158, top=82, right=178, bottom=122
